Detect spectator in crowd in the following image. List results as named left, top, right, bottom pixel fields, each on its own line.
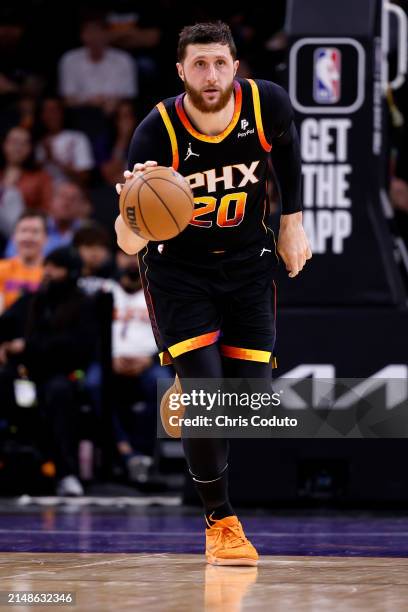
left=73, top=221, right=114, bottom=280
left=0, top=178, right=25, bottom=250
left=77, top=246, right=169, bottom=482
left=0, top=209, right=46, bottom=314
left=59, top=13, right=138, bottom=115
left=0, top=8, right=49, bottom=110
left=44, top=182, right=91, bottom=255
left=0, top=17, right=24, bottom=101
left=106, top=8, right=161, bottom=53
left=110, top=251, right=170, bottom=483
left=17, top=94, right=38, bottom=131
left=101, top=100, right=137, bottom=186
left=5, top=181, right=90, bottom=258
left=0, top=126, right=52, bottom=211
left=0, top=246, right=98, bottom=496
left=105, top=5, right=161, bottom=112
left=74, top=222, right=115, bottom=423
left=36, top=97, right=94, bottom=186
left=0, top=13, right=37, bottom=128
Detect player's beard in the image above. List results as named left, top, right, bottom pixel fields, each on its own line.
left=184, top=79, right=234, bottom=113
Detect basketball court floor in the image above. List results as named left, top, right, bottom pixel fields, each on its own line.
left=0, top=502, right=407, bottom=611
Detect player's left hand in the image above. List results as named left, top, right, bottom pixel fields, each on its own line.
left=277, top=212, right=312, bottom=278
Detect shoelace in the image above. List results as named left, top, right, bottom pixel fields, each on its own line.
left=210, top=522, right=248, bottom=548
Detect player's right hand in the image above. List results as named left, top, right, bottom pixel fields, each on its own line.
left=115, top=160, right=158, bottom=195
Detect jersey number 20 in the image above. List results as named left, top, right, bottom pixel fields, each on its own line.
left=190, top=192, right=247, bottom=228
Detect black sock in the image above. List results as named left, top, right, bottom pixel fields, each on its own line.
left=206, top=501, right=235, bottom=523
left=190, top=465, right=235, bottom=525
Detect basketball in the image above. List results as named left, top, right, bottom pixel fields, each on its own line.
left=119, top=166, right=194, bottom=241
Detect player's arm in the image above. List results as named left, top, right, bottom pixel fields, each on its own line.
left=259, top=80, right=312, bottom=277
left=115, top=108, right=172, bottom=254
left=273, top=121, right=311, bottom=278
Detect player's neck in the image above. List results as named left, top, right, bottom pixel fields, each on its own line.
left=183, top=93, right=235, bottom=136
left=19, top=253, right=41, bottom=268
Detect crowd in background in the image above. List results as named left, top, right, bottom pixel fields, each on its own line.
left=0, top=0, right=407, bottom=495
left=0, top=0, right=288, bottom=495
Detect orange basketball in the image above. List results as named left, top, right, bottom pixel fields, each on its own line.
left=119, top=166, right=194, bottom=241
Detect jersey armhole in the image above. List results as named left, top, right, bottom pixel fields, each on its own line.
left=156, top=102, right=179, bottom=171
left=247, top=79, right=272, bottom=153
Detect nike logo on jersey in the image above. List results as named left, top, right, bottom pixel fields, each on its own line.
left=260, top=248, right=272, bottom=256
left=185, top=161, right=260, bottom=193
left=184, top=142, right=200, bottom=161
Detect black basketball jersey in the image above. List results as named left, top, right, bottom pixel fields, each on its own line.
left=127, top=77, right=300, bottom=257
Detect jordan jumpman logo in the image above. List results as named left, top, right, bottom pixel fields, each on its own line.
left=184, top=143, right=200, bottom=161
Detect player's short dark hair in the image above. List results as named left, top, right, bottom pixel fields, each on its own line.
left=73, top=221, right=111, bottom=249
left=16, top=209, right=47, bottom=232
left=177, top=21, right=237, bottom=61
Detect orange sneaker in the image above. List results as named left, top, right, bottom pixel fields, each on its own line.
left=205, top=515, right=259, bottom=566
left=160, top=375, right=185, bottom=438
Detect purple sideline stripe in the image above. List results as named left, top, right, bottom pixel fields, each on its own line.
left=0, top=510, right=407, bottom=557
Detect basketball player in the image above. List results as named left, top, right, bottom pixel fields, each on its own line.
left=115, top=22, right=311, bottom=565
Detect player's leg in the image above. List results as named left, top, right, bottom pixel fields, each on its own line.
left=220, top=244, right=277, bottom=383
left=208, top=249, right=277, bottom=561
left=139, top=249, right=258, bottom=563
left=138, top=246, right=228, bottom=499
left=222, top=357, right=275, bottom=423
left=173, top=344, right=259, bottom=566
left=172, top=344, right=234, bottom=522
left=222, top=358, right=273, bottom=379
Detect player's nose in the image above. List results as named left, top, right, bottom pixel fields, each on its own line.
left=207, top=63, right=218, bottom=82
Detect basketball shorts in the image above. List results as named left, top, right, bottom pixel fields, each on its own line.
left=138, top=234, right=278, bottom=366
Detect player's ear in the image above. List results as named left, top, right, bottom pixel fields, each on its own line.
left=176, top=62, right=185, bottom=82
left=233, top=60, right=239, bottom=77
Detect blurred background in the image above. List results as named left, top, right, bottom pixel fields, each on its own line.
left=0, top=0, right=407, bottom=506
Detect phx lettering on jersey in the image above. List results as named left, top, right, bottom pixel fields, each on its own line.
left=185, top=161, right=260, bottom=193
left=184, top=162, right=261, bottom=229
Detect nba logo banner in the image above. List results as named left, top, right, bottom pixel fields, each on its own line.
left=313, top=47, right=341, bottom=103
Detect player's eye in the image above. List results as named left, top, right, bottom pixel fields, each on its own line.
left=216, top=60, right=226, bottom=66
left=195, top=61, right=205, bottom=68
